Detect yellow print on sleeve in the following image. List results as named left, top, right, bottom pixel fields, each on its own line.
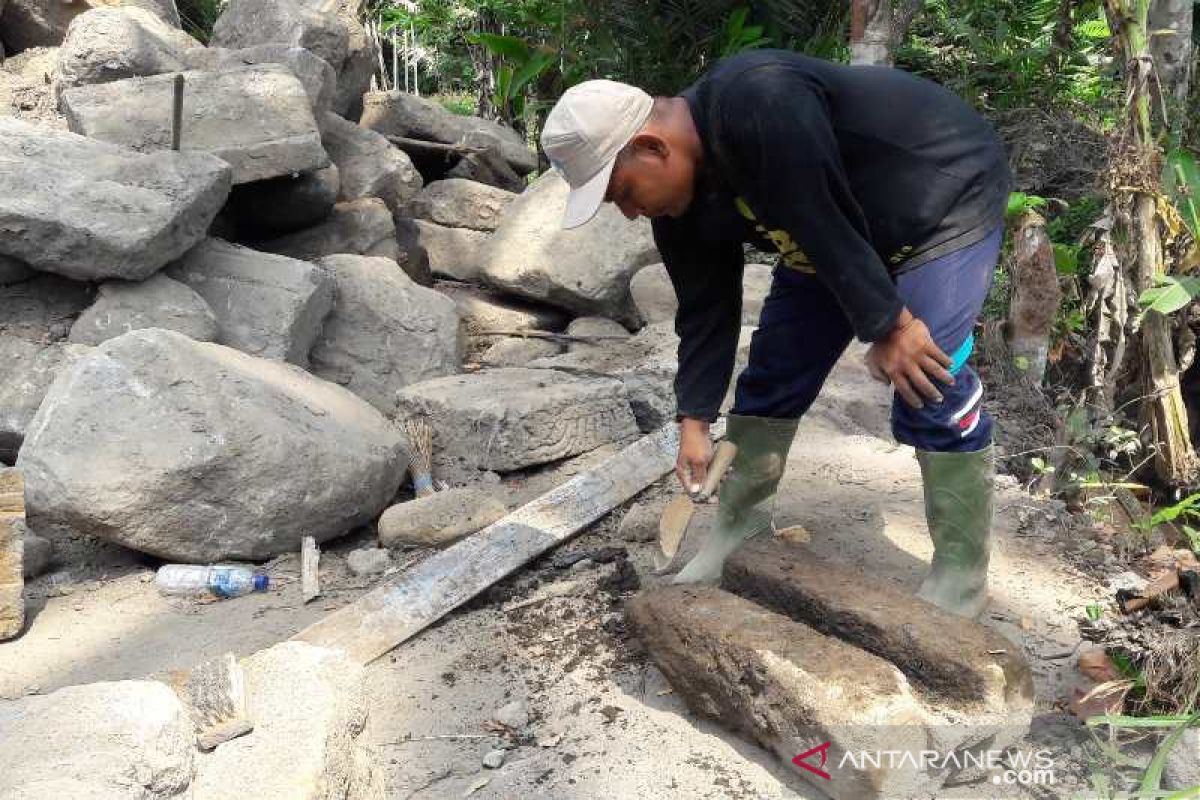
left=734, top=197, right=816, bottom=274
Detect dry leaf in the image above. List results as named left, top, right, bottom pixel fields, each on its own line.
left=1078, top=649, right=1121, bottom=683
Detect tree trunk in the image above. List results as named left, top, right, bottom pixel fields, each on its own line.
left=1006, top=210, right=1061, bottom=385
left=1148, top=0, right=1195, bottom=115
left=1100, top=0, right=1198, bottom=485
left=848, top=0, right=921, bottom=66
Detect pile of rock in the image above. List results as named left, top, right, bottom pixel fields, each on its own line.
left=0, top=0, right=783, bottom=576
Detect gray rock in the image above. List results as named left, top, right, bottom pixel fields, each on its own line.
left=0, top=335, right=91, bottom=464
left=68, top=273, right=218, bottom=346
left=183, top=43, right=336, bottom=115
left=227, top=165, right=340, bottom=236
left=345, top=547, right=390, bottom=576
left=361, top=90, right=536, bottom=176
left=0, top=272, right=95, bottom=341
left=320, top=111, right=422, bottom=215
left=21, top=525, right=51, bottom=578
left=395, top=368, right=638, bottom=475
left=406, top=179, right=516, bottom=232
left=54, top=7, right=199, bottom=92
left=482, top=749, right=506, bottom=769
left=618, top=499, right=666, bottom=542
left=262, top=199, right=426, bottom=283
left=618, top=370, right=675, bottom=432
left=319, top=0, right=375, bottom=119
left=309, top=254, right=460, bottom=414
left=479, top=337, right=562, bottom=368
left=17, top=328, right=405, bottom=561
left=0, top=680, right=194, bottom=799
left=166, top=238, right=335, bottom=367
left=436, top=283, right=569, bottom=334
left=377, top=488, right=508, bottom=548
left=566, top=317, right=629, bottom=348
left=396, top=218, right=488, bottom=283
left=1, top=0, right=180, bottom=53
left=191, top=642, right=382, bottom=800
left=61, top=65, right=328, bottom=185
left=209, top=0, right=348, bottom=72
left=1165, top=727, right=1200, bottom=791
left=480, top=172, right=659, bottom=326
left=628, top=262, right=676, bottom=326
left=493, top=699, right=529, bottom=730
left=630, top=261, right=774, bottom=327
left=0, top=117, right=230, bottom=281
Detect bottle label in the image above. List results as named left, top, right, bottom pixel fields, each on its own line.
left=210, top=570, right=237, bottom=598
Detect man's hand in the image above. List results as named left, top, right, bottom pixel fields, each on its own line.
left=864, top=307, right=954, bottom=409
left=676, top=417, right=712, bottom=494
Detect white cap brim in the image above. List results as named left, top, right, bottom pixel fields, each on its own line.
left=561, top=157, right=617, bottom=230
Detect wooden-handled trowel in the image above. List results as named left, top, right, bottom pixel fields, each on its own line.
left=654, top=440, right=738, bottom=574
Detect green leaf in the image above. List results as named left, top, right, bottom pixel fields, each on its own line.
left=467, top=32, right=530, bottom=62
left=1138, top=276, right=1200, bottom=315
left=1006, top=191, right=1048, bottom=217
left=1165, top=149, right=1200, bottom=237
left=1054, top=243, right=1080, bottom=275
left=510, top=47, right=556, bottom=95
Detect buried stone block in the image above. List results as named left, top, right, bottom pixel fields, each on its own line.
left=626, top=585, right=942, bottom=799
left=723, top=537, right=1035, bottom=721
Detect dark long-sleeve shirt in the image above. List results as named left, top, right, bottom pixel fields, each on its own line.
left=654, top=50, right=1010, bottom=421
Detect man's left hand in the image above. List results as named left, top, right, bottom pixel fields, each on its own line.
left=865, top=307, right=954, bottom=409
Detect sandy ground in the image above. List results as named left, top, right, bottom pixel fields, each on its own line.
left=0, top=345, right=1118, bottom=799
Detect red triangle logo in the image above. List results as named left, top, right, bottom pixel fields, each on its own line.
left=792, top=741, right=832, bottom=780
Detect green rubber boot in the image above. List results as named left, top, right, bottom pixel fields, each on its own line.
left=915, top=445, right=994, bottom=619
left=672, top=414, right=800, bottom=584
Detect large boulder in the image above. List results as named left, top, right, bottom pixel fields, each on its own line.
left=262, top=198, right=429, bottom=285
left=166, top=238, right=334, bottom=367
left=395, top=218, right=487, bottom=283
left=394, top=368, right=638, bottom=476
left=17, top=328, right=405, bottom=562
left=630, top=261, right=775, bottom=327
left=311, top=0, right=376, bottom=119
left=406, top=178, right=515, bottom=232
left=0, top=680, right=195, bottom=799
left=226, top=165, right=340, bottom=236
left=68, top=273, right=218, bottom=346
left=0, top=337, right=89, bottom=463
left=0, top=117, right=230, bottom=281
left=0, top=272, right=95, bottom=341
left=361, top=90, right=536, bottom=177
left=320, top=111, right=422, bottom=215
left=183, top=44, right=336, bottom=115
left=209, top=0, right=348, bottom=72
left=480, top=171, right=659, bottom=326
left=54, top=6, right=199, bottom=92
left=309, top=254, right=461, bottom=414
left=191, top=642, right=382, bottom=800
left=61, top=65, right=328, bottom=185
left=0, top=0, right=180, bottom=53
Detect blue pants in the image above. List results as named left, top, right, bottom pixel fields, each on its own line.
left=731, top=227, right=1002, bottom=452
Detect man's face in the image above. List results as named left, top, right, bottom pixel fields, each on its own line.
left=604, top=136, right=696, bottom=221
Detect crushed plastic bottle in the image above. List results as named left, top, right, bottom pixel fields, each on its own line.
left=155, top=564, right=270, bottom=599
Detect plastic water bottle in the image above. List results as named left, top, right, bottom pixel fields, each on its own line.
left=155, top=565, right=270, bottom=599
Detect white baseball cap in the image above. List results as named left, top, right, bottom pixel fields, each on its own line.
left=540, top=79, right=654, bottom=229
